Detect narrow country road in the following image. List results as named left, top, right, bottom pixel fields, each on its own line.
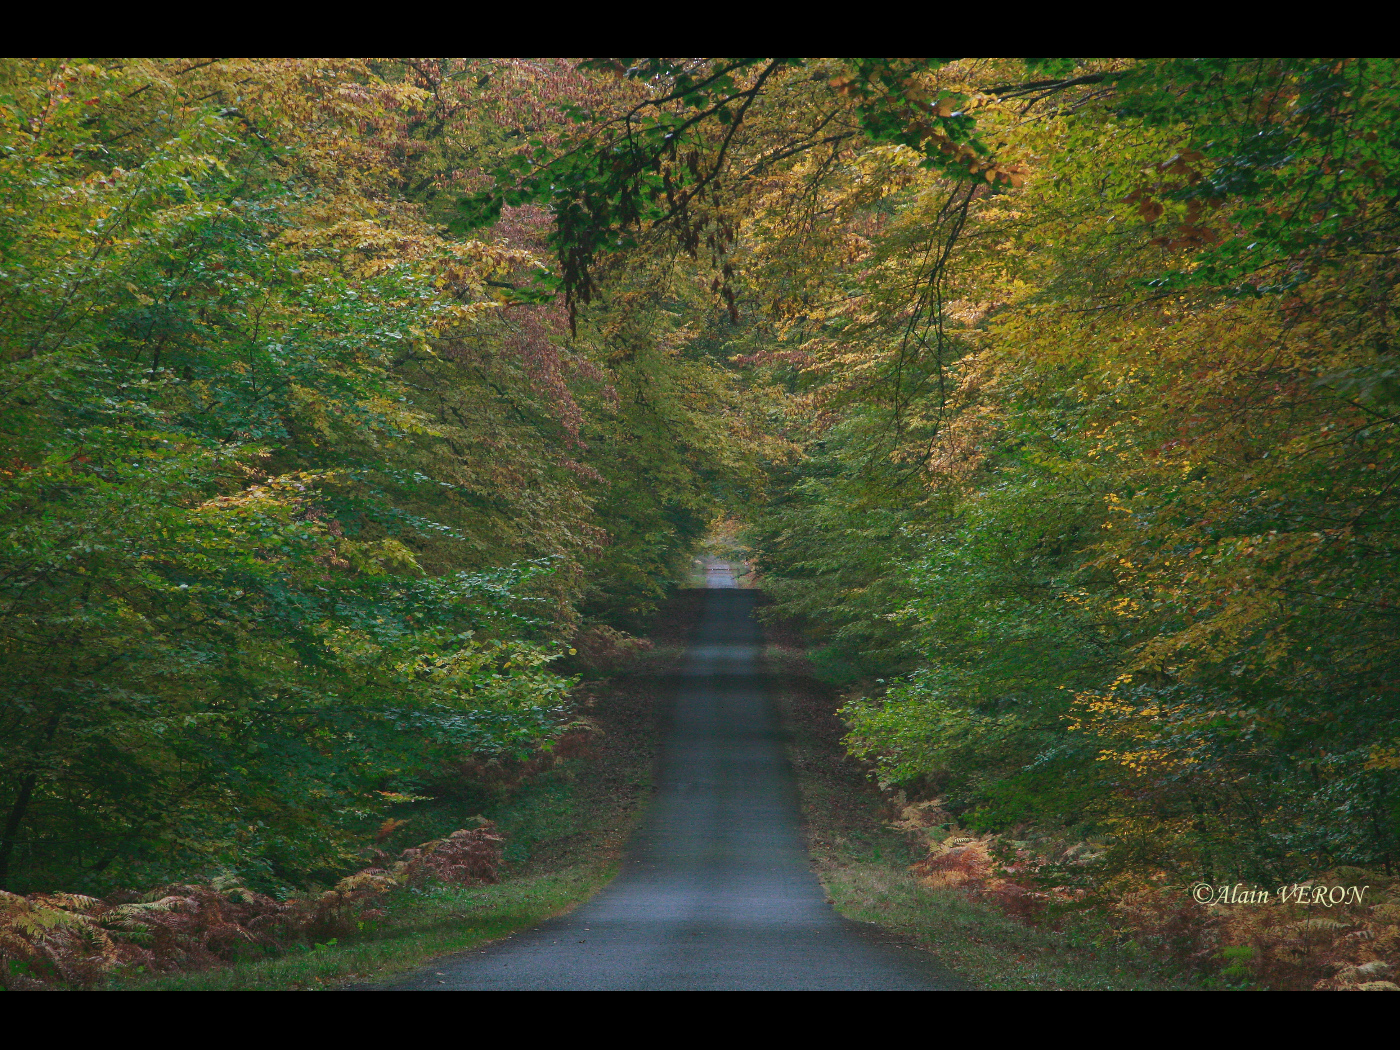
left=395, top=564, right=966, bottom=990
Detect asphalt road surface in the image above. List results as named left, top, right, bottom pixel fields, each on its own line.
left=395, top=563, right=966, bottom=990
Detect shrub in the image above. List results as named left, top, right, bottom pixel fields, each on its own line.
left=0, top=823, right=503, bottom=990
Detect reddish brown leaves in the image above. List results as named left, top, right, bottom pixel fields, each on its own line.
left=0, top=824, right=504, bottom=989
left=1125, top=151, right=1224, bottom=249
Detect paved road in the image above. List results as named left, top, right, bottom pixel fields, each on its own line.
left=396, top=565, right=966, bottom=990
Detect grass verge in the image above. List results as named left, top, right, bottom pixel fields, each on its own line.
left=120, top=868, right=618, bottom=991
left=762, top=625, right=1194, bottom=991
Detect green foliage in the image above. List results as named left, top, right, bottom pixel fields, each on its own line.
left=0, top=59, right=756, bottom=897
left=0, top=60, right=581, bottom=893
left=741, top=57, right=1400, bottom=890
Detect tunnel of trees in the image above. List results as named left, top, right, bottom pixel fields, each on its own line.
left=2, top=58, right=1397, bottom=925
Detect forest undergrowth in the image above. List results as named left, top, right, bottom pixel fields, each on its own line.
left=0, top=593, right=701, bottom=990
left=764, top=608, right=1399, bottom=991
left=764, top=608, right=1188, bottom=990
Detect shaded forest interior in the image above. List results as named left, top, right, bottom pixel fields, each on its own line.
left=3, top=58, right=1399, bottom=990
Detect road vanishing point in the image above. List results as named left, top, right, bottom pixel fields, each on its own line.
left=395, top=562, right=966, bottom=990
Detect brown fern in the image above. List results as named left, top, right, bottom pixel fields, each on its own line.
left=0, top=822, right=505, bottom=989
